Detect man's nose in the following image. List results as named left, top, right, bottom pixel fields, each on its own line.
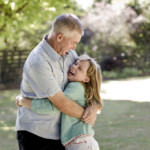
left=71, top=44, right=76, bottom=50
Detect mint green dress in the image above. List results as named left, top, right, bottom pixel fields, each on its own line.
left=31, top=82, right=94, bottom=145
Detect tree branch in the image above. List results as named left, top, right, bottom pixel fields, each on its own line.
left=16, top=2, right=28, bottom=13
left=0, top=24, right=6, bottom=32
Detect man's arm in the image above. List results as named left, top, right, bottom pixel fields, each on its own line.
left=16, top=91, right=84, bottom=118
left=49, top=82, right=98, bottom=125
left=16, top=81, right=98, bottom=125
left=16, top=92, right=98, bottom=125
left=48, top=91, right=98, bottom=126
left=48, top=90, right=84, bottom=118
left=26, top=62, right=97, bottom=123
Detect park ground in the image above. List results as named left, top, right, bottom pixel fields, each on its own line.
left=0, top=77, right=150, bottom=150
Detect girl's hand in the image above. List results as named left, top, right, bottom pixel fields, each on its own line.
left=16, top=95, right=32, bottom=109
left=16, top=94, right=23, bottom=107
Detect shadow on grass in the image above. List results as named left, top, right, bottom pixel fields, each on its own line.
left=0, top=89, right=150, bottom=150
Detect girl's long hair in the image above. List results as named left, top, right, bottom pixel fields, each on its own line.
left=78, top=54, right=103, bottom=110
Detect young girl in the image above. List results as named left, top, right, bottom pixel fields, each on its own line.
left=17, top=54, right=103, bottom=150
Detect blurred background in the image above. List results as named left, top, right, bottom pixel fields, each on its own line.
left=0, top=0, right=150, bottom=150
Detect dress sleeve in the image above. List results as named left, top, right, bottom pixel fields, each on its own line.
left=31, top=98, right=58, bottom=114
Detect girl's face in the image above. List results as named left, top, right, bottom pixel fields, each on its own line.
left=67, top=59, right=90, bottom=83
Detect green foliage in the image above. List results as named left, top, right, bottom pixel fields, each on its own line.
left=121, top=67, right=142, bottom=77
left=0, top=0, right=84, bottom=50
left=94, top=0, right=111, bottom=4
left=103, top=70, right=118, bottom=79
left=127, top=0, right=142, bottom=14
left=103, top=67, right=143, bottom=80
left=129, top=22, right=150, bottom=69
left=76, top=0, right=150, bottom=75
left=1, top=0, right=150, bottom=77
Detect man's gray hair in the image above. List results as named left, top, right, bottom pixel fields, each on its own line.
left=51, top=13, right=84, bottom=36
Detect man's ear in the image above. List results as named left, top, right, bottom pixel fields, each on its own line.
left=56, top=33, right=63, bottom=42
left=83, top=77, right=90, bottom=83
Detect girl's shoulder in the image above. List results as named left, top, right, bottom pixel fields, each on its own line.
left=67, top=82, right=84, bottom=91
left=64, top=82, right=85, bottom=101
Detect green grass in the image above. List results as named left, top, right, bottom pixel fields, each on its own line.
left=94, top=100, right=150, bottom=150
left=0, top=89, right=20, bottom=150
left=0, top=89, right=150, bottom=150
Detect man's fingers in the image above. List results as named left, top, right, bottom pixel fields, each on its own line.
left=82, top=111, right=91, bottom=121
left=81, top=117, right=94, bottom=126
left=82, top=106, right=93, bottom=119
left=81, top=118, right=90, bottom=123
left=82, top=108, right=90, bottom=119
left=82, top=105, right=97, bottom=126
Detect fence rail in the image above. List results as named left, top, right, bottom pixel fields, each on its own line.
left=0, top=50, right=30, bottom=83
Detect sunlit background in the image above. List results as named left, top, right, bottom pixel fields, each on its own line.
left=0, top=0, right=150, bottom=150
left=101, top=77, right=150, bottom=102
left=76, top=0, right=94, bottom=10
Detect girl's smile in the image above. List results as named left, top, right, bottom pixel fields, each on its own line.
left=67, top=60, right=90, bottom=83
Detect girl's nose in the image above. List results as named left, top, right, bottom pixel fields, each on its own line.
left=71, top=64, right=76, bottom=69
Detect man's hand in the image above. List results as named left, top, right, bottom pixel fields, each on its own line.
left=81, top=102, right=98, bottom=126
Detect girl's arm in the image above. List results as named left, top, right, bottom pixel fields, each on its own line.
left=17, top=97, right=58, bottom=114
left=17, top=82, right=83, bottom=115
left=17, top=82, right=97, bottom=125
left=17, top=96, right=31, bottom=109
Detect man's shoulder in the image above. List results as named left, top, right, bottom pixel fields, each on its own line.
left=26, top=44, right=49, bottom=66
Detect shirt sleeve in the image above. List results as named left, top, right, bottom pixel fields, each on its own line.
left=27, top=61, right=61, bottom=98
left=31, top=98, right=58, bottom=114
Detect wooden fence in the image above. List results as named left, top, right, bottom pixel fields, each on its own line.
left=0, top=50, right=30, bottom=83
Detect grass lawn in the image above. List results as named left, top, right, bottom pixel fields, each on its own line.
left=0, top=89, right=150, bottom=150
left=94, top=100, right=150, bottom=150
left=0, top=89, right=20, bottom=150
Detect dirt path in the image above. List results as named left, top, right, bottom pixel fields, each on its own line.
left=101, top=77, right=150, bottom=102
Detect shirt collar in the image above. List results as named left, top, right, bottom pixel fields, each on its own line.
left=41, top=35, right=61, bottom=62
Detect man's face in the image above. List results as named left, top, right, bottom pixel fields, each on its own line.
left=57, top=31, right=82, bottom=55
left=67, top=59, right=90, bottom=83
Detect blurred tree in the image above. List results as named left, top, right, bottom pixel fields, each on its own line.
left=76, top=0, right=150, bottom=72
left=0, top=0, right=84, bottom=50
left=94, top=0, right=111, bottom=4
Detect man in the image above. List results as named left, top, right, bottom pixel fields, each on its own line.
left=16, top=13, right=98, bottom=150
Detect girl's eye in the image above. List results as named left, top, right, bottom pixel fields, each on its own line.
left=74, top=62, right=78, bottom=65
